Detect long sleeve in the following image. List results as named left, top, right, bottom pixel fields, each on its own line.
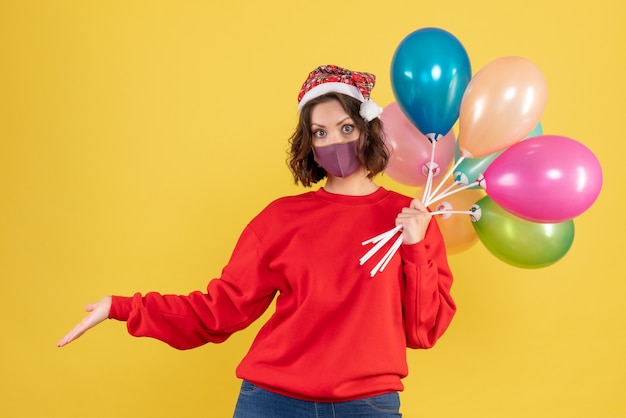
left=108, top=225, right=279, bottom=350
left=103, top=188, right=458, bottom=402
left=401, top=218, right=456, bottom=349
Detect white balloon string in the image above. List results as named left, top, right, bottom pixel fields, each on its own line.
left=426, top=181, right=480, bottom=207
left=429, top=210, right=473, bottom=216
left=371, top=234, right=404, bottom=277
left=425, top=155, right=466, bottom=205
left=360, top=225, right=403, bottom=265
left=360, top=224, right=402, bottom=246
left=428, top=181, right=460, bottom=205
left=421, top=140, right=437, bottom=204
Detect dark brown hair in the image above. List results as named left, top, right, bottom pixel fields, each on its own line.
left=287, top=93, right=389, bottom=187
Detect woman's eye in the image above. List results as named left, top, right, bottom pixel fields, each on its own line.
left=342, top=124, right=354, bottom=134
left=313, top=130, right=326, bottom=137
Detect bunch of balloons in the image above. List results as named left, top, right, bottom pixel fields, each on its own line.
left=382, top=27, right=602, bottom=269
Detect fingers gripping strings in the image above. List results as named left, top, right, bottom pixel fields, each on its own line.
left=360, top=138, right=474, bottom=276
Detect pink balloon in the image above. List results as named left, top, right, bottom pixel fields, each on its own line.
left=382, top=102, right=456, bottom=187
left=481, top=135, right=603, bottom=222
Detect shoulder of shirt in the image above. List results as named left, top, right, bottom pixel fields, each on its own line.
left=265, top=190, right=317, bottom=206
left=254, top=188, right=412, bottom=218
left=381, top=188, right=414, bottom=204
left=249, top=190, right=318, bottom=219
left=243, top=191, right=317, bottom=235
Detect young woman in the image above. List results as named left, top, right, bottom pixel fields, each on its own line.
left=58, top=65, right=456, bottom=417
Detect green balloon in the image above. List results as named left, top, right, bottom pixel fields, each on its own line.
left=471, top=196, right=575, bottom=269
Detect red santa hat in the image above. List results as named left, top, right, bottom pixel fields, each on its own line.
left=297, top=65, right=383, bottom=122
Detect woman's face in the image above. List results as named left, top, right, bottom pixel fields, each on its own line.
left=309, top=99, right=360, bottom=148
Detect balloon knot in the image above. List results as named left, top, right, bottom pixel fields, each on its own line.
left=469, top=204, right=482, bottom=222
left=425, top=133, right=443, bottom=142
left=477, top=174, right=486, bottom=189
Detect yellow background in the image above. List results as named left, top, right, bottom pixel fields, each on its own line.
left=1, top=1, right=624, bottom=417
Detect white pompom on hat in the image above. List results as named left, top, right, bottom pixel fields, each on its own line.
left=297, top=65, right=383, bottom=122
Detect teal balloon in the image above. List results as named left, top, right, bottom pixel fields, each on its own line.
left=453, top=122, right=543, bottom=188
left=526, top=121, right=543, bottom=138
left=471, top=196, right=575, bottom=269
left=391, top=27, right=471, bottom=140
left=455, top=152, right=501, bottom=188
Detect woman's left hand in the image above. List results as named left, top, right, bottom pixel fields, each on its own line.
left=396, top=199, right=432, bottom=245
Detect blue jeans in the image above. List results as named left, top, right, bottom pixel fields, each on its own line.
left=233, top=380, right=402, bottom=417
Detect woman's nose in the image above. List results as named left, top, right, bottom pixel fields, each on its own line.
left=326, top=130, right=342, bottom=144
left=328, top=129, right=355, bottom=145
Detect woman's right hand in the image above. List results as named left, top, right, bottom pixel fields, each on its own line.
left=57, top=296, right=112, bottom=347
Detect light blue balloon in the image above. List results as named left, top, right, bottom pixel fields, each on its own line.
left=391, top=27, right=471, bottom=141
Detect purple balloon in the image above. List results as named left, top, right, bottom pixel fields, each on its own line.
left=481, top=135, right=602, bottom=222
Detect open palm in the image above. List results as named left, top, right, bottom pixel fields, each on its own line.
left=57, top=296, right=111, bottom=347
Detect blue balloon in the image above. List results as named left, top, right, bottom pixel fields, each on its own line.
left=391, top=28, right=471, bottom=141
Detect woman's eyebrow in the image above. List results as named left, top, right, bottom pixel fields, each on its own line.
left=311, top=117, right=353, bottom=128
